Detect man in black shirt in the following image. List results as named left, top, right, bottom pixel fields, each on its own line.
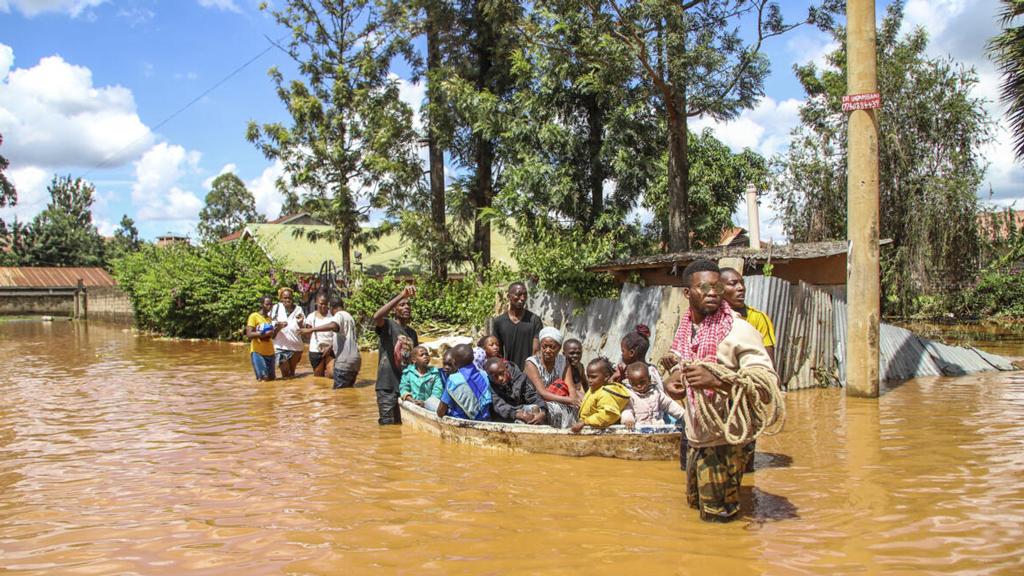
left=484, top=357, right=547, bottom=424
left=372, top=285, right=418, bottom=425
left=490, top=282, right=543, bottom=370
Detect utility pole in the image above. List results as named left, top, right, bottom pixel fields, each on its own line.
left=845, top=0, right=881, bottom=398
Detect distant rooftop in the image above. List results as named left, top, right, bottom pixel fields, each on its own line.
left=0, top=267, right=116, bottom=289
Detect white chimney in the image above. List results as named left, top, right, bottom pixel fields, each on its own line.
left=745, top=183, right=761, bottom=249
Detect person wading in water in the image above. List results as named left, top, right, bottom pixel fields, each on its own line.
left=662, top=260, right=779, bottom=523
left=372, top=285, right=418, bottom=425
left=719, top=267, right=779, bottom=472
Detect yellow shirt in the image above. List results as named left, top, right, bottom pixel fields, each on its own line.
left=247, top=312, right=275, bottom=356
left=578, top=381, right=631, bottom=428
left=743, top=306, right=776, bottom=348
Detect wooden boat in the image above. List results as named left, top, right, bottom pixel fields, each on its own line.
left=399, top=400, right=682, bottom=460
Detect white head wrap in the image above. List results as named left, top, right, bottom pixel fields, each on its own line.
left=538, top=326, right=563, bottom=345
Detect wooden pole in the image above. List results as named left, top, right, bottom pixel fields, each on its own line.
left=846, top=0, right=881, bottom=398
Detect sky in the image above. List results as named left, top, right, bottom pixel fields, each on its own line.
left=0, top=0, right=1020, bottom=243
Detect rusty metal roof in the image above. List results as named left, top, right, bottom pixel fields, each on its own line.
left=0, top=267, right=117, bottom=288
left=589, top=239, right=893, bottom=273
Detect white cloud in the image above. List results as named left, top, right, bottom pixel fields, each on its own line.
left=131, top=143, right=203, bottom=222
left=0, top=0, right=107, bottom=18
left=0, top=44, right=153, bottom=169
left=394, top=76, right=426, bottom=131
left=691, top=96, right=804, bottom=158
left=203, top=163, right=237, bottom=189
left=197, top=0, right=240, bottom=13
left=246, top=160, right=285, bottom=220
left=0, top=165, right=50, bottom=222
left=95, top=217, right=116, bottom=236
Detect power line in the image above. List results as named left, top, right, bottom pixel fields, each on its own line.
left=83, top=36, right=284, bottom=178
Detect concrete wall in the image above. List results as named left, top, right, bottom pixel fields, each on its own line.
left=87, top=286, right=135, bottom=324
left=0, top=290, right=76, bottom=316
left=0, top=286, right=134, bottom=323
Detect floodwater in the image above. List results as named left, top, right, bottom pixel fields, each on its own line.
left=1, top=321, right=1022, bottom=575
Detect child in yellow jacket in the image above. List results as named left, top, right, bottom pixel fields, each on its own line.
left=571, top=357, right=631, bottom=433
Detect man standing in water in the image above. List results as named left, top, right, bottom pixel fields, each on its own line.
left=491, top=282, right=543, bottom=371
left=372, top=285, right=418, bottom=425
left=663, top=260, right=778, bottom=523
left=719, top=268, right=777, bottom=365
left=719, top=266, right=778, bottom=472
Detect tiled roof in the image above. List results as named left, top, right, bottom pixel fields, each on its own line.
left=0, top=267, right=117, bottom=288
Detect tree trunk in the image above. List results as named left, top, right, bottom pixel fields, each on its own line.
left=341, top=231, right=352, bottom=277
left=585, top=92, right=604, bottom=226
left=426, top=2, right=448, bottom=280
left=666, top=94, right=689, bottom=252
left=472, top=0, right=493, bottom=269
left=666, top=19, right=690, bottom=252
left=474, top=138, right=493, bottom=269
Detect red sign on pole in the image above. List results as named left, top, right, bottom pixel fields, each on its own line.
left=842, top=92, right=881, bottom=112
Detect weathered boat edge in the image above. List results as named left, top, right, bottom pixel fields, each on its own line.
left=399, top=400, right=681, bottom=461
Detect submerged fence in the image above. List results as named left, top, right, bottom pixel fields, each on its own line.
left=530, top=278, right=1014, bottom=391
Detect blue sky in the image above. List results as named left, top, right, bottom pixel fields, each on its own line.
left=0, top=0, right=1020, bottom=242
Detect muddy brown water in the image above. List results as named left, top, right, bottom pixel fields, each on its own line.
left=1, top=321, right=1022, bottom=575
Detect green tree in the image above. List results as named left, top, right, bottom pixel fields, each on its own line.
left=773, top=1, right=993, bottom=314
left=440, top=0, right=524, bottom=268
left=0, top=219, right=31, bottom=266
left=23, top=176, right=105, bottom=266
left=588, top=0, right=838, bottom=251
left=248, top=0, right=422, bottom=275
left=989, top=0, right=1024, bottom=161
left=197, top=173, right=263, bottom=242
left=646, top=129, right=769, bottom=247
left=0, top=133, right=15, bottom=212
left=498, top=0, right=660, bottom=240
left=105, top=214, right=143, bottom=263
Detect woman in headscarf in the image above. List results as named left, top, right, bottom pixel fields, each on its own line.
left=270, top=287, right=305, bottom=378
left=523, top=327, right=580, bottom=428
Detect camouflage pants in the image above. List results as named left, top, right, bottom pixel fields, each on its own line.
left=686, top=443, right=749, bottom=522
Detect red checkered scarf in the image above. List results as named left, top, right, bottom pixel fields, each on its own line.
left=670, top=299, right=734, bottom=362
left=670, top=300, right=734, bottom=403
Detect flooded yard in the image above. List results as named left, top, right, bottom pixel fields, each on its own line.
left=1, top=320, right=1022, bottom=574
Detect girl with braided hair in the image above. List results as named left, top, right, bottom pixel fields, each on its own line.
left=613, top=324, right=665, bottom=391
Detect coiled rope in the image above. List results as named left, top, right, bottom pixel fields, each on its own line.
left=687, top=362, right=786, bottom=445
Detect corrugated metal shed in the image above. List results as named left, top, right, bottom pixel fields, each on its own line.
left=922, top=340, right=1013, bottom=375
left=744, top=275, right=793, bottom=348
left=529, top=277, right=1017, bottom=392
left=0, top=267, right=116, bottom=288
left=878, top=324, right=945, bottom=381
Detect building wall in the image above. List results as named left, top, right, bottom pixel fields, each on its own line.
left=0, top=286, right=134, bottom=323
left=0, top=290, right=76, bottom=316
left=87, top=286, right=135, bottom=324
left=771, top=255, right=846, bottom=286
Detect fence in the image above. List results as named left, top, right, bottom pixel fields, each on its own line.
left=530, top=278, right=1014, bottom=390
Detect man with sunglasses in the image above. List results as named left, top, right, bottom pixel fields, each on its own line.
left=661, top=260, right=778, bottom=523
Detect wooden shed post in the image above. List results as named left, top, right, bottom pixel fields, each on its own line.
left=845, top=0, right=881, bottom=398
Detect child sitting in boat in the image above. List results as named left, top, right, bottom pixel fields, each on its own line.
left=437, top=344, right=492, bottom=421
left=571, top=357, right=631, bottom=433
left=474, top=334, right=500, bottom=371
left=484, top=357, right=547, bottom=425
left=400, top=346, right=443, bottom=412
left=612, top=324, right=664, bottom=391
left=620, top=362, right=684, bottom=429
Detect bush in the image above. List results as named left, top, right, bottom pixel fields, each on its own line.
left=113, top=241, right=293, bottom=339
left=345, top=264, right=518, bottom=336
left=513, top=228, right=620, bottom=303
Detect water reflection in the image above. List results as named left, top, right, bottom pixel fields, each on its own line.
left=0, top=321, right=1021, bottom=574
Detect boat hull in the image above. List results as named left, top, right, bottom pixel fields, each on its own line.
left=399, top=400, right=681, bottom=460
